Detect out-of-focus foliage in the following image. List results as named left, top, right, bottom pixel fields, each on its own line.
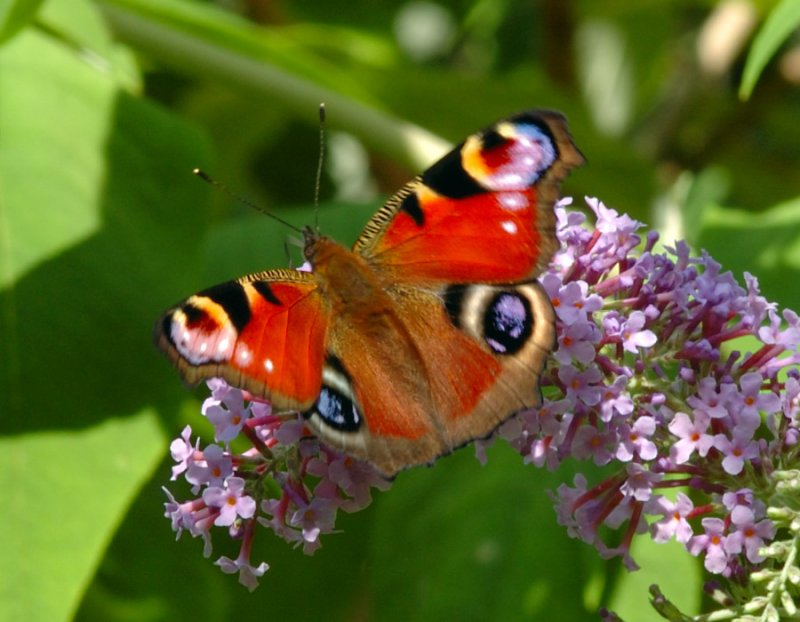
left=1, top=1, right=798, bottom=621
left=740, top=0, right=800, bottom=97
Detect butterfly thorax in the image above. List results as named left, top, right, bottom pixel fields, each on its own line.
left=304, top=233, right=392, bottom=317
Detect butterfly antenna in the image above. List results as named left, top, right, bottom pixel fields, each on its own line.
left=192, top=168, right=304, bottom=234
left=313, top=102, right=326, bottom=234
left=283, top=237, right=294, bottom=268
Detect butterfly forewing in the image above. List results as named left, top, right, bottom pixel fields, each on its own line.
left=353, top=110, right=584, bottom=285
left=157, top=269, right=328, bottom=409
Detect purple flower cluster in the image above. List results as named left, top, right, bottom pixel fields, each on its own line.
left=163, top=378, right=389, bottom=590
left=163, top=196, right=800, bottom=599
left=481, top=197, right=800, bottom=579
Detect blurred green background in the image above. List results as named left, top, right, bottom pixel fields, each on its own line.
left=2, top=0, right=799, bottom=620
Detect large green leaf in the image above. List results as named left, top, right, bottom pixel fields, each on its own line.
left=0, top=11, right=212, bottom=622
left=0, top=31, right=212, bottom=430
left=370, top=443, right=605, bottom=621
left=0, top=0, right=44, bottom=43
left=35, top=0, right=141, bottom=92
left=2, top=413, right=164, bottom=621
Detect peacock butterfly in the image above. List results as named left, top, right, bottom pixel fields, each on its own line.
left=155, top=110, right=584, bottom=477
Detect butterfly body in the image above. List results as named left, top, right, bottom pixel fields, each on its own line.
left=157, top=110, right=583, bottom=477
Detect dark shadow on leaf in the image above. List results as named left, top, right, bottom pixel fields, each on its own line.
left=0, top=91, right=212, bottom=434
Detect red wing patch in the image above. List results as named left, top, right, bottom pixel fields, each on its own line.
left=372, top=186, right=543, bottom=283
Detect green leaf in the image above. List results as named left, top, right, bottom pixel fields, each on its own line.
left=698, top=198, right=800, bottom=311
left=370, top=444, right=603, bottom=621
left=609, top=537, right=701, bottom=621
left=37, top=0, right=142, bottom=91
left=0, top=15, right=212, bottom=622
left=0, top=26, right=212, bottom=424
left=1, top=413, right=163, bottom=621
left=0, top=33, right=110, bottom=290
left=739, top=0, right=800, bottom=99
left=0, top=0, right=45, bottom=43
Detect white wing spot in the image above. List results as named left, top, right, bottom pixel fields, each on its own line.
left=199, top=342, right=208, bottom=353
left=235, top=343, right=252, bottom=366
left=218, top=337, right=230, bottom=352
left=264, top=358, right=274, bottom=373
left=501, top=220, right=518, bottom=235
left=498, top=191, right=527, bottom=211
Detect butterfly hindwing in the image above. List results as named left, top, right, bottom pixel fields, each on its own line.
left=304, top=280, right=555, bottom=476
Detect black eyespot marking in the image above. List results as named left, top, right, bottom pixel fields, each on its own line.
left=197, top=281, right=251, bottom=332
left=304, top=355, right=363, bottom=432
left=480, top=128, right=510, bottom=151
left=308, top=386, right=362, bottom=432
left=161, top=313, right=177, bottom=346
left=399, top=192, right=425, bottom=227
left=483, top=291, right=533, bottom=355
left=252, top=280, right=281, bottom=305
left=421, top=143, right=485, bottom=199
left=326, top=354, right=349, bottom=376
left=443, top=284, right=469, bottom=328
left=181, top=304, right=205, bottom=325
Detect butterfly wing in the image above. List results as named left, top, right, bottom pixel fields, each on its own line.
left=302, top=111, right=581, bottom=475
left=309, top=280, right=555, bottom=476
left=156, top=268, right=328, bottom=410
left=354, top=110, right=584, bottom=284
